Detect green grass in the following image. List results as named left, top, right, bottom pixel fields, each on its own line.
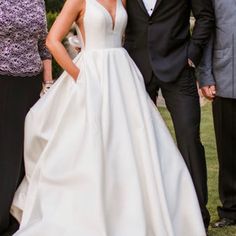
left=159, top=102, right=236, bottom=236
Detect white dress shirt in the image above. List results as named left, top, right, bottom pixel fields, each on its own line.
left=143, top=0, right=157, bottom=15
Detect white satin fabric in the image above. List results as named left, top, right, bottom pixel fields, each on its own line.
left=11, top=0, right=206, bottom=235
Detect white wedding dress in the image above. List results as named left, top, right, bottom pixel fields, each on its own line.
left=11, top=0, right=206, bottom=235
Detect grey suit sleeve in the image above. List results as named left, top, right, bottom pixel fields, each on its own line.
left=196, top=33, right=216, bottom=88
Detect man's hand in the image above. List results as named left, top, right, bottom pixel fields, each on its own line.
left=201, top=85, right=216, bottom=101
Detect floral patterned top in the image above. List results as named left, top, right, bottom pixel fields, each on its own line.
left=0, top=0, right=51, bottom=77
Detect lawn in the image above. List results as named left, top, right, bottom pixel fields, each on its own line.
left=159, top=102, right=236, bottom=236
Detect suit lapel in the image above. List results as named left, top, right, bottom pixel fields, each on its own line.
left=152, top=0, right=163, bottom=14
left=136, top=0, right=149, bottom=16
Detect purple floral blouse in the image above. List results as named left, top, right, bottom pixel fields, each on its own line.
left=0, top=0, right=51, bottom=77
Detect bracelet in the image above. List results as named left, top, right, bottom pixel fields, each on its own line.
left=43, top=80, right=55, bottom=85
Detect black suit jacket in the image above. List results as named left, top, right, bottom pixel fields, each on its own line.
left=124, top=0, right=215, bottom=83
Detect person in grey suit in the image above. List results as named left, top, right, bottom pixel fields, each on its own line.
left=197, top=0, right=236, bottom=228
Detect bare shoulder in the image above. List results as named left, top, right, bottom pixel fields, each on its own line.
left=61, top=0, right=85, bottom=17
left=47, top=0, right=86, bottom=40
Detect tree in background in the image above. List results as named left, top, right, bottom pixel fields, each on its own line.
left=45, top=0, right=64, bottom=13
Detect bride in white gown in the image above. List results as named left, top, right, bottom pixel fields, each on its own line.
left=11, top=0, right=206, bottom=235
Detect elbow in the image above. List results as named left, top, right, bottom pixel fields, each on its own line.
left=46, top=33, right=59, bottom=53
left=46, top=34, right=63, bottom=55
left=46, top=35, right=54, bottom=52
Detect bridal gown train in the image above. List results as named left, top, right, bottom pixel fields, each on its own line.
left=11, top=0, right=206, bottom=235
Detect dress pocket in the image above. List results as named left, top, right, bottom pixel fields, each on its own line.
left=68, top=69, right=82, bottom=85
left=75, top=58, right=84, bottom=84
left=76, top=68, right=82, bottom=81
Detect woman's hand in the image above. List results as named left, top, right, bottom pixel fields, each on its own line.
left=40, top=80, right=55, bottom=97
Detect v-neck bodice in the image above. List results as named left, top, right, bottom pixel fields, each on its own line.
left=77, top=0, right=127, bottom=50
left=94, top=0, right=118, bottom=30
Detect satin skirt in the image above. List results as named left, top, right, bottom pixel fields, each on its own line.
left=12, top=48, right=206, bottom=236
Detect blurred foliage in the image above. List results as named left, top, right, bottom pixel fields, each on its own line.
left=47, top=11, right=58, bottom=29
left=45, top=0, right=64, bottom=13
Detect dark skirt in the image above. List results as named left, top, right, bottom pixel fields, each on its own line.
left=0, top=73, right=42, bottom=234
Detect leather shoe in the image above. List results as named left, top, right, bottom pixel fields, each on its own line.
left=212, top=218, right=236, bottom=228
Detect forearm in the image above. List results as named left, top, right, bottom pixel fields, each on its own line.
left=196, top=33, right=215, bottom=88
left=46, top=39, right=79, bottom=80
left=42, top=59, right=53, bottom=82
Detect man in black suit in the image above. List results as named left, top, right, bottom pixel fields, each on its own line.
left=125, top=0, right=215, bottom=229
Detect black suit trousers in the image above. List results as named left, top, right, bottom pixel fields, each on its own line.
left=146, top=66, right=210, bottom=227
left=213, top=97, right=236, bottom=220
left=0, top=74, right=42, bottom=235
